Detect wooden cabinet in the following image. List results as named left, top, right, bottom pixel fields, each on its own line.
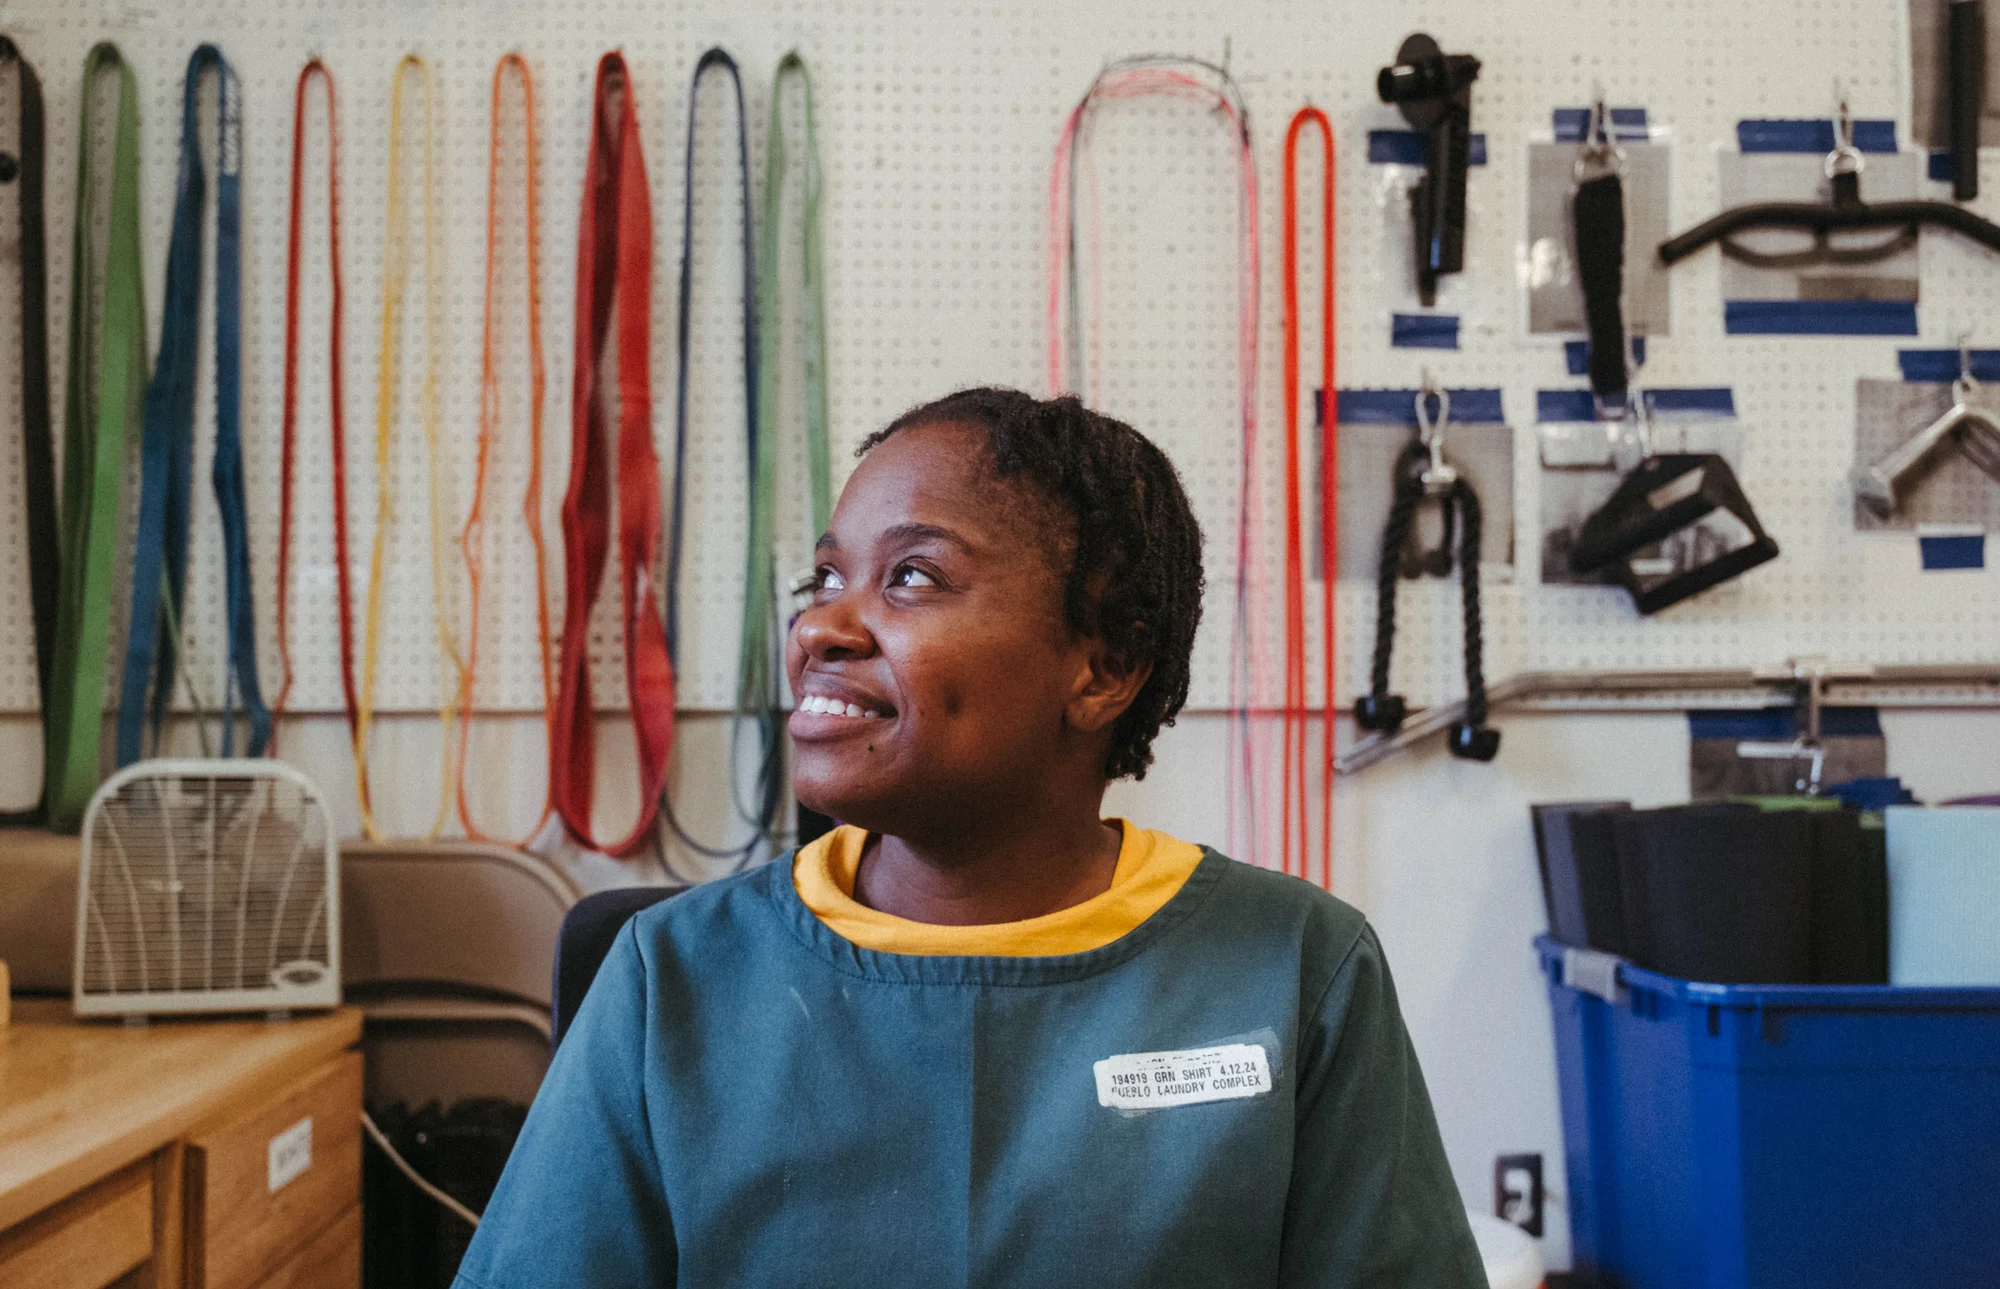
left=187, top=1053, right=362, bottom=1289
left=246, top=1203, right=361, bottom=1289
left=0, top=1160, right=154, bottom=1289
left=0, top=1001, right=363, bottom=1289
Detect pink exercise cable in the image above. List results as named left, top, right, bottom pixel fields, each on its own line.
left=1047, top=58, right=1267, bottom=862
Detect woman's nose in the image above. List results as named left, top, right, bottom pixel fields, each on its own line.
left=792, top=590, right=876, bottom=662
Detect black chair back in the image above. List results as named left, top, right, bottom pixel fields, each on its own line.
left=551, top=885, right=682, bottom=1047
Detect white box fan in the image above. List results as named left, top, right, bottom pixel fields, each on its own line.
left=73, top=759, right=342, bottom=1018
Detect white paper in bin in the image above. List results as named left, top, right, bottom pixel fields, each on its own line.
left=1886, top=806, right=2000, bottom=986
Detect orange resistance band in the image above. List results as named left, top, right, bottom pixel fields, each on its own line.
left=455, top=53, right=554, bottom=845
left=1282, top=106, right=1336, bottom=890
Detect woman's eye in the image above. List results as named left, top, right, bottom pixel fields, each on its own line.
left=889, top=564, right=938, bottom=589
left=816, top=566, right=845, bottom=593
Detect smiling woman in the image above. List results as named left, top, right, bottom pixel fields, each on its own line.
left=453, top=389, right=1484, bottom=1289
left=787, top=397, right=1182, bottom=923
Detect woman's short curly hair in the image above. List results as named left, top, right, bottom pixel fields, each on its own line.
left=858, top=388, right=1204, bottom=781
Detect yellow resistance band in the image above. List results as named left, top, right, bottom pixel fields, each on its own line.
left=355, top=53, right=461, bottom=840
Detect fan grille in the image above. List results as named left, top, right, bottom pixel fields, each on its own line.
left=77, top=763, right=339, bottom=1012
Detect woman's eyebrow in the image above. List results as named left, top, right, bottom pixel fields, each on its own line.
left=815, top=523, right=973, bottom=555
left=880, top=521, right=974, bottom=553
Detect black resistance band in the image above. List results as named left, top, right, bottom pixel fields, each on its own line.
left=660, top=47, right=770, bottom=868
left=0, top=37, right=54, bottom=821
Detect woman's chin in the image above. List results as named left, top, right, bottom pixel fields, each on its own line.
left=791, top=764, right=877, bottom=827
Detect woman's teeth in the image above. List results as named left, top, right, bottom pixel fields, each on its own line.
left=801, top=695, right=879, bottom=719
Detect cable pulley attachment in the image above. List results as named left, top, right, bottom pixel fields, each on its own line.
left=1354, top=381, right=1499, bottom=762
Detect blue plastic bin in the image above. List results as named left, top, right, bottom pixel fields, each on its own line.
left=1536, top=936, right=2000, bottom=1288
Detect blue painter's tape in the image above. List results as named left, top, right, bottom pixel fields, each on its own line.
left=1688, top=706, right=1884, bottom=740
left=1896, top=349, right=2000, bottom=382
left=1367, top=129, right=1489, bottom=166
left=1827, top=707, right=1887, bottom=737
left=1646, top=387, right=1736, bottom=415
left=1724, top=300, right=1918, bottom=335
left=1736, top=118, right=1898, bottom=154
left=1853, top=119, right=1899, bottom=153
left=1920, top=533, right=1986, bottom=569
left=1930, top=150, right=1957, bottom=182
left=1392, top=313, right=1460, bottom=349
left=1826, top=776, right=1918, bottom=809
left=1337, top=388, right=1506, bottom=424
left=1563, top=336, right=1647, bottom=375
left=1535, top=386, right=1734, bottom=422
left=1552, top=107, right=1650, bottom=143
left=1367, top=130, right=1425, bottom=164
left=1537, top=389, right=1598, bottom=422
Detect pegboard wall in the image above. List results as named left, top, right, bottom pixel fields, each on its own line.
left=0, top=0, right=1994, bottom=725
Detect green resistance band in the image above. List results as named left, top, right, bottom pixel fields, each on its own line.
left=736, top=50, right=830, bottom=839
left=46, top=43, right=145, bottom=828
left=762, top=52, right=831, bottom=540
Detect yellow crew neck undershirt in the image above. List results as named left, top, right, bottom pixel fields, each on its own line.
left=792, top=820, right=1206, bottom=957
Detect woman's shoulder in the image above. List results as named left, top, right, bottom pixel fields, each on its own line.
left=619, top=856, right=799, bottom=959
left=1180, top=847, right=1378, bottom=984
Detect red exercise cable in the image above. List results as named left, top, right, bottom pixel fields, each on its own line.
left=1282, top=105, right=1336, bottom=889
left=273, top=59, right=353, bottom=753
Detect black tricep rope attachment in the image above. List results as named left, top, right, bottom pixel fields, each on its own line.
left=1353, top=388, right=1500, bottom=762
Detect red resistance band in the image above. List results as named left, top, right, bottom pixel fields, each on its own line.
left=1282, top=106, right=1336, bottom=890
left=1046, top=59, right=1267, bottom=860
left=274, top=59, right=354, bottom=748
left=551, top=52, right=675, bottom=856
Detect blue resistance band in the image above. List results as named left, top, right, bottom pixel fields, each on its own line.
left=118, top=43, right=268, bottom=763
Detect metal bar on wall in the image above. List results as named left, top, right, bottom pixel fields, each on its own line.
left=1336, top=659, right=2000, bottom=775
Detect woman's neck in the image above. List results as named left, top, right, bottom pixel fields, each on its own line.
left=852, top=809, right=1124, bottom=926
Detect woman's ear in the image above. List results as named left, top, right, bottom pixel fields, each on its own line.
left=1067, top=638, right=1153, bottom=735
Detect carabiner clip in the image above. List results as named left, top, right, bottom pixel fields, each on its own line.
left=1415, top=375, right=1458, bottom=494
left=1573, top=97, right=1625, bottom=183
left=1825, top=98, right=1865, bottom=179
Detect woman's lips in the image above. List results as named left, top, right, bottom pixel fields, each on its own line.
left=787, top=703, right=891, bottom=739
left=788, top=685, right=895, bottom=739
left=797, top=694, right=884, bottom=720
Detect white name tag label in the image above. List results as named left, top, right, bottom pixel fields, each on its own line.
left=1094, top=1043, right=1272, bottom=1111
left=268, top=1116, right=313, bottom=1193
